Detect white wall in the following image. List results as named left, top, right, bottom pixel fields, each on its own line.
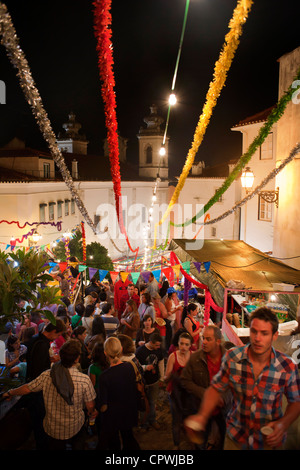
left=273, top=46, right=300, bottom=268
left=174, top=177, right=241, bottom=243
left=232, top=122, right=277, bottom=253
left=0, top=180, right=170, bottom=261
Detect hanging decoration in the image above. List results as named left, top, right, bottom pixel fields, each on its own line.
left=173, top=70, right=300, bottom=229
left=0, top=3, right=96, bottom=234
left=99, top=269, right=109, bottom=282
left=109, top=271, right=119, bottom=284
left=170, top=251, right=223, bottom=326
left=183, top=277, right=191, bottom=306
left=195, top=140, right=300, bottom=227
left=81, top=222, right=87, bottom=263
left=92, top=0, right=139, bottom=265
left=92, top=0, right=122, bottom=226
left=0, top=220, right=62, bottom=230
left=153, top=0, right=253, bottom=248
left=130, top=272, right=141, bottom=285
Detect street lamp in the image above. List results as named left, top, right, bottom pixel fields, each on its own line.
left=241, top=167, right=254, bottom=194
left=28, top=230, right=42, bottom=246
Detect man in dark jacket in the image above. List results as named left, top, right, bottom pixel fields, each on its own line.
left=180, top=325, right=230, bottom=449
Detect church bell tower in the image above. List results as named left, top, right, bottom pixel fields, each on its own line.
left=137, top=104, right=169, bottom=179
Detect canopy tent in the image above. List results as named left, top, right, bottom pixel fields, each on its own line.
left=168, top=239, right=300, bottom=312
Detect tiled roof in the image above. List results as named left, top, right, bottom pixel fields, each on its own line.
left=0, top=147, right=163, bottom=183
left=0, top=166, right=41, bottom=182
left=187, top=159, right=239, bottom=178
left=0, top=148, right=52, bottom=158
left=231, top=105, right=276, bottom=128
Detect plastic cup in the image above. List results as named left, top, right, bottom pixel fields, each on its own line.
left=261, top=425, right=274, bottom=450
left=184, top=418, right=206, bottom=445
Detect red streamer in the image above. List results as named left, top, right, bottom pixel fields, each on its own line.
left=93, top=0, right=139, bottom=266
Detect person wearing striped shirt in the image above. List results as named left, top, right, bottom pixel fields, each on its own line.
left=101, top=302, right=119, bottom=337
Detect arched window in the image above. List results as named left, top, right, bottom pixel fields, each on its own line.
left=146, top=145, right=152, bottom=164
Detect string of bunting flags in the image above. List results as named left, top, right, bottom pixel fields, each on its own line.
left=47, top=258, right=212, bottom=284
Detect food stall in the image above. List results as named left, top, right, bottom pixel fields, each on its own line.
left=168, top=238, right=300, bottom=352
left=223, top=286, right=299, bottom=349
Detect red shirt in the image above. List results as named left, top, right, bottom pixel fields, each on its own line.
left=114, top=278, right=131, bottom=315
left=206, top=352, right=222, bottom=382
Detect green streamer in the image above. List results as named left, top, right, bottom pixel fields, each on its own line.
left=170, top=67, right=300, bottom=228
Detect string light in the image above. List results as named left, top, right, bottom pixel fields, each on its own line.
left=168, top=93, right=177, bottom=106
left=153, top=0, right=254, bottom=248
left=141, top=0, right=191, bottom=268
left=159, top=146, right=166, bottom=156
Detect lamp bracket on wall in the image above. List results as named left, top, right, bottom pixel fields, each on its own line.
left=258, top=187, right=279, bottom=208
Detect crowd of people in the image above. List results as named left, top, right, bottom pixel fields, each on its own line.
left=2, top=266, right=300, bottom=451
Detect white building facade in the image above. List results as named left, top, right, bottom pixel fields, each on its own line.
left=0, top=106, right=243, bottom=262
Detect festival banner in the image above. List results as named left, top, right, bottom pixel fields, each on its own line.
left=88, top=267, right=98, bottom=279
left=194, top=261, right=201, bottom=273
left=152, top=269, right=161, bottom=283
left=120, top=272, right=130, bottom=283
left=172, top=264, right=181, bottom=279
left=204, top=261, right=211, bottom=273
left=130, top=272, right=140, bottom=285
left=109, top=271, right=119, bottom=284
left=141, top=271, right=151, bottom=283
left=181, top=261, right=190, bottom=274
left=78, top=265, right=87, bottom=273
left=99, top=269, right=108, bottom=282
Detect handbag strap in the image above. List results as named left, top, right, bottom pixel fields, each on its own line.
left=129, top=360, right=142, bottom=382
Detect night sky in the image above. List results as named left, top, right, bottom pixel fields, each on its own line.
left=0, top=0, right=299, bottom=178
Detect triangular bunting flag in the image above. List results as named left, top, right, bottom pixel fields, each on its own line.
left=99, top=269, right=108, bottom=282
left=141, top=271, right=151, bottom=283
left=59, top=262, right=68, bottom=273
left=88, top=267, right=98, bottom=279
left=78, top=264, right=87, bottom=272
left=110, top=271, right=119, bottom=284
left=152, top=269, right=161, bottom=283
left=162, top=267, right=173, bottom=280
left=120, top=272, right=130, bottom=283
left=204, top=261, right=211, bottom=273
left=6, top=244, right=10, bottom=250
left=181, top=261, right=190, bottom=274
left=172, top=264, right=181, bottom=279
left=194, top=261, right=201, bottom=273
left=130, top=272, right=140, bottom=285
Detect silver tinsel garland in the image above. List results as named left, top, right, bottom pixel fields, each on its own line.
left=196, top=142, right=300, bottom=226
left=0, top=3, right=97, bottom=234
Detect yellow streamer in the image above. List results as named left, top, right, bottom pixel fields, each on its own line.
left=152, top=0, right=253, bottom=248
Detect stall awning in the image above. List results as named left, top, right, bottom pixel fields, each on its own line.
left=168, top=239, right=300, bottom=306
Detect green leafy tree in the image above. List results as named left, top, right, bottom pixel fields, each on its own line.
left=0, top=249, right=63, bottom=328
left=53, top=230, right=83, bottom=262
left=86, top=242, right=113, bottom=271
left=53, top=230, right=113, bottom=275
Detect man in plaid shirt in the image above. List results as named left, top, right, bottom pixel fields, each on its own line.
left=185, top=307, right=300, bottom=450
